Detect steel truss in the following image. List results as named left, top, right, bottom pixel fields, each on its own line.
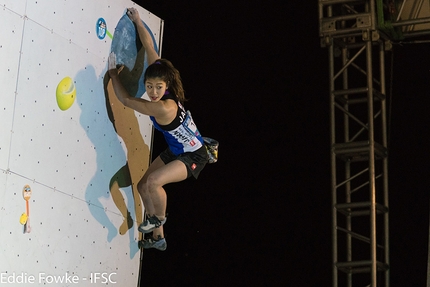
left=319, top=1, right=430, bottom=286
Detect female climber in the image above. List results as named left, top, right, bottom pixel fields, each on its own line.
left=108, top=7, right=208, bottom=251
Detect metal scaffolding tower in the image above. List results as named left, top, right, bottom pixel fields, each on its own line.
left=318, top=1, right=430, bottom=286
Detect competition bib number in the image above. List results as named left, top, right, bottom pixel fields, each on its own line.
left=183, top=111, right=200, bottom=137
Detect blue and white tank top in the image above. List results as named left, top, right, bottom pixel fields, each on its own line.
left=150, top=92, right=204, bottom=155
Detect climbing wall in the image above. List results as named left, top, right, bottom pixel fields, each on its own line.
left=0, top=0, right=163, bottom=285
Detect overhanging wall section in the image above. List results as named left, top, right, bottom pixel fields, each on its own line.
left=0, top=0, right=163, bottom=285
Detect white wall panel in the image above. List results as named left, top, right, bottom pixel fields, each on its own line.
left=24, top=0, right=162, bottom=61
left=0, top=173, right=139, bottom=286
left=10, top=19, right=107, bottom=194
left=0, top=7, right=23, bottom=170
left=0, top=171, right=7, bottom=219
left=0, top=0, right=26, bottom=15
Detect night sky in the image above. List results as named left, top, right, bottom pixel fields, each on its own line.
left=134, top=1, right=430, bottom=286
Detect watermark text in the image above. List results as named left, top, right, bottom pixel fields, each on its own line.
left=0, top=272, right=117, bottom=284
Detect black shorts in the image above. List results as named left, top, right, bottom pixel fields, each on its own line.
left=159, top=145, right=208, bottom=179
